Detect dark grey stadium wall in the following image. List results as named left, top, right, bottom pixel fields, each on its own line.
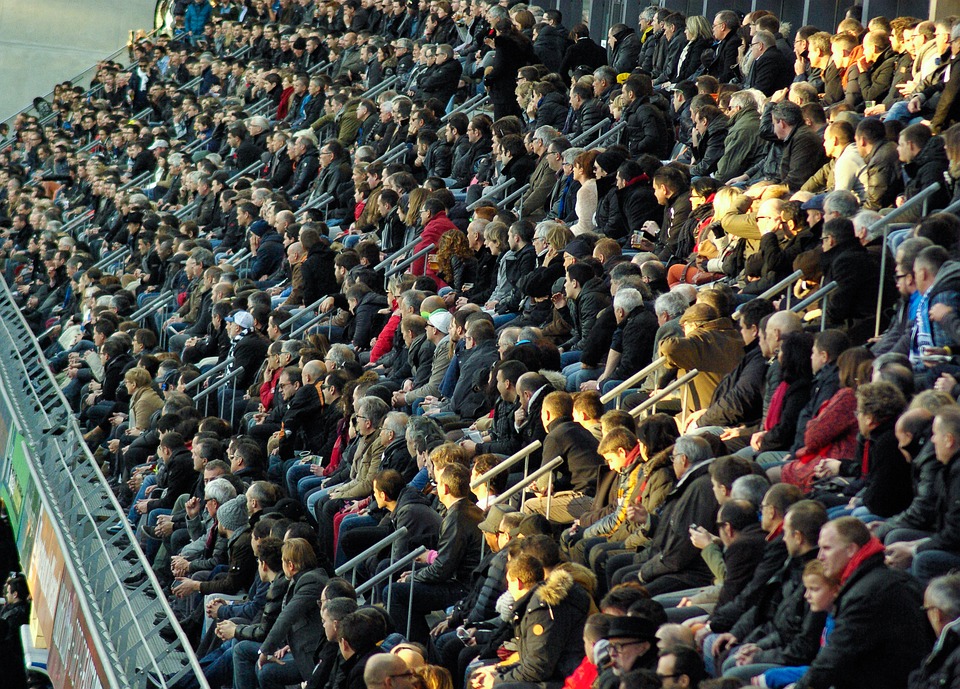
left=0, top=0, right=157, bottom=120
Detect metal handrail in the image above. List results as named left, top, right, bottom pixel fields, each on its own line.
left=600, top=356, right=667, bottom=407
left=357, top=545, right=428, bottom=597
left=571, top=118, right=611, bottom=146
left=736, top=269, right=803, bottom=310
left=470, top=440, right=542, bottom=489
left=279, top=297, right=327, bottom=327
left=592, top=120, right=626, bottom=147
left=183, top=357, right=234, bottom=392
left=468, top=178, right=514, bottom=210
left=227, top=159, right=262, bottom=184
left=441, top=93, right=489, bottom=123
left=192, top=366, right=244, bottom=403
left=490, top=456, right=564, bottom=507
left=791, top=280, right=839, bottom=314
left=385, top=243, right=435, bottom=278
left=91, top=245, right=130, bottom=270
left=336, top=527, right=409, bottom=577
left=501, top=183, right=531, bottom=209
left=0, top=275, right=209, bottom=687
left=290, top=310, right=330, bottom=339
left=375, top=236, right=420, bottom=272
left=871, top=182, right=942, bottom=337
left=629, top=369, right=700, bottom=419
left=131, top=291, right=177, bottom=322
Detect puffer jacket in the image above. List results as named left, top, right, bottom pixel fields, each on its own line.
left=562, top=276, right=610, bottom=352
left=620, top=95, right=671, bottom=158
left=234, top=576, right=290, bottom=642
left=496, top=569, right=592, bottom=685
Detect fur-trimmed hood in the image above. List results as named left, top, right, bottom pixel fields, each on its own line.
left=554, top=562, right=600, bottom=615
left=537, top=569, right=575, bottom=607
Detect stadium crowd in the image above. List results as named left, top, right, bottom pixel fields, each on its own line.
left=8, top=0, right=960, bottom=688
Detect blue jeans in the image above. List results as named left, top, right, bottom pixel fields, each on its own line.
left=563, top=363, right=601, bottom=392
left=559, top=350, right=582, bottom=367
left=335, top=513, right=378, bottom=567
left=912, top=549, right=960, bottom=584
left=306, top=488, right=333, bottom=524
left=127, top=475, right=157, bottom=525
left=884, top=100, right=924, bottom=125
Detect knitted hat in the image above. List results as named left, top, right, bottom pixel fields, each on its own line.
left=217, top=495, right=249, bottom=532
left=595, top=149, right=627, bottom=175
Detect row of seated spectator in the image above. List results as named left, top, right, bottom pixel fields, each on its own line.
left=9, top=1, right=960, bottom=689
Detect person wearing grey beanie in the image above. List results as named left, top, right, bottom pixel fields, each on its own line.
left=169, top=494, right=256, bottom=606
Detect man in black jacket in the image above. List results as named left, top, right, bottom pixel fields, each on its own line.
left=707, top=10, right=742, bottom=83
left=793, top=517, right=931, bottom=689
left=910, top=573, right=960, bottom=689
left=387, top=464, right=484, bottom=644
left=608, top=435, right=719, bottom=594
left=707, top=499, right=827, bottom=679
left=523, top=391, right=602, bottom=524
left=745, top=31, right=794, bottom=97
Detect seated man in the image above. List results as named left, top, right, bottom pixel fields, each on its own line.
left=522, top=391, right=602, bottom=524
left=470, top=552, right=591, bottom=688
left=387, top=464, right=484, bottom=644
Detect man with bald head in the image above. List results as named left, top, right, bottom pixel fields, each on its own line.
left=279, top=241, right=307, bottom=308
left=364, top=653, right=418, bottom=689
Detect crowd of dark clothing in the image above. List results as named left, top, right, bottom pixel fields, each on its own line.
left=7, top=1, right=960, bottom=689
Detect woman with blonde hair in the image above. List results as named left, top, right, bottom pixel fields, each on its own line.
left=676, top=15, right=714, bottom=82
left=416, top=665, right=453, bottom=689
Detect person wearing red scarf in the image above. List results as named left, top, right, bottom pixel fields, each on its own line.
left=792, top=517, right=931, bottom=689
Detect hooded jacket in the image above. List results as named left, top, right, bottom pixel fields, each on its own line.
left=609, top=28, right=641, bottom=74
left=620, top=95, right=671, bottom=158
left=496, top=569, right=592, bottom=687
left=562, top=276, right=610, bottom=352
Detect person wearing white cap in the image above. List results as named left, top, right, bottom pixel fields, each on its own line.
left=394, top=310, right=453, bottom=408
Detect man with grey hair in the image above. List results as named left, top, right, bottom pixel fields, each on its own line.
left=549, top=147, right=582, bottom=223
left=417, top=43, right=461, bottom=105
left=586, top=288, right=658, bottom=396
left=608, top=434, right=720, bottom=593
left=312, top=396, right=390, bottom=554
left=719, top=90, right=764, bottom=183
left=324, top=342, right=356, bottom=371
left=592, top=65, right=617, bottom=102
left=745, top=30, right=792, bottom=97
left=823, top=189, right=861, bottom=221
left=913, top=573, right=960, bottom=687
left=521, top=126, right=567, bottom=221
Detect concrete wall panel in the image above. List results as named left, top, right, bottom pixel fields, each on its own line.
left=0, top=0, right=156, bottom=120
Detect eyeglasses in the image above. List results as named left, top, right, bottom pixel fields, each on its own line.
left=608, top=640, right=643, bottom=653
left=356, top=415, right=369, bottom=422
left=895, top=273, right=911, bottom=281
left=389, top=671, right=418, bottom=679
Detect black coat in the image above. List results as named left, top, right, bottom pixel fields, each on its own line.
left=534, top=91, right=570, bottom=131
left=301, top=242, right=338, bottom=306
left=690, top=114, right=730, bottom=177
left=609, top=28, right=641, bottom=74
left=677, top=37, right=712, bottom=82
left=904, top=134, right=950, bottom=211
left=412, top=498, right=484, bottom=586
left=707, top=32, right=741, bottom=83
left=562, top=276, right=610, bottom=352
left=710, top=533, right=787, bottom=632
left=484, top=31, right=537, bottom=105
left=919, top=451, right=960, bottom=554
left=419, top=58, right=462, bottom=105
left=540, top=417, right=603, bottom=496
left=621, top=96, right=671, bottom=158
left=0, top=601, right=28, bottom=689
left=699, top=340, right=766, bottom=428
left=821, top=237, right=883, bottom=332
left=381, top=486, right=442, bottom=559
left=795, top=553, right=932, bottom=689
left=859, top=420, right=913, bottom=518
left=498, top=569, right=591, bottom=685
left=746, top=47, right=794, bottom=97
left=611, top=307, right=658, bottom=380
left=910, top=622, right=960, bottom=689
left=638, top=460, right=719, bottom=584
left=559, top=38, right=607, bottom=82
left=347, top=291, right=388, bottom=351
left=285, top=146, right=320, bottom=197
left=534, top=24, right=570, bottom=72
left=261, top=568, right=329, bottom=681
left=717, top=522, right=768, bottom=606
left=229, top=330, right=270, bottom=391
